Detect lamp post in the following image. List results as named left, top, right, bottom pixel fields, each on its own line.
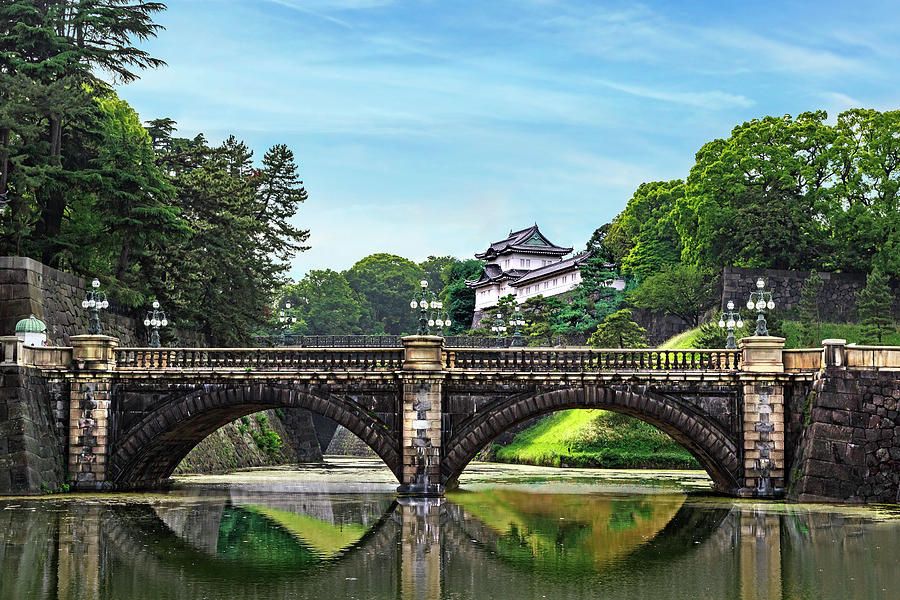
left=490, top=313, right=507, bottom=341
left=409, top=280, right=443, bottom=335
left=278, top=302, right=298, bottom=346
left=143, top=300, right=168, bottom=348
left=746, top=278, right=776, bottom=336
left=81, top=278, right=108, bottom=335
left=509, top=305, right=526, bottom=347
left=717, top=300, right=744, bottom=349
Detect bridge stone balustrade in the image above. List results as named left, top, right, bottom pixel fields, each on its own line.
left=2, top=333, right=900, bottom=502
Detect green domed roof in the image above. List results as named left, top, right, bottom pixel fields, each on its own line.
left=15, top=315, right=46, bottom=334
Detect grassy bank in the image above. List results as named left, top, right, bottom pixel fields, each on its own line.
left=659, top=320, right=900, bottom=350
left=494, top=409, right=699, bottom=469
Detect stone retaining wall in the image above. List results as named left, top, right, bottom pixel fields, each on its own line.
left=0, top=256, right=205, bottom=347
left=175, top=408, right=323, bottom=475
left=326, top=425, right=377, bottom=456
left=788, top=368, right=900, bottom=504
left=721, top=266, right=900, bottom=322
left=0, top=366, right=67, bottom=493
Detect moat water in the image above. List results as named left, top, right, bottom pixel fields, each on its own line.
left=2, top=458, right=900, bottom=600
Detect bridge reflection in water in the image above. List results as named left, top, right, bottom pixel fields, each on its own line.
left=3, top=488, right=900, bottom=600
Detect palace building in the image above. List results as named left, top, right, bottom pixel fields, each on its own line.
left=466, top=224, right=626, bottom=311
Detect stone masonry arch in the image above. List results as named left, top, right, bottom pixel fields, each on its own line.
left=441, top=385, right=742, bottom=493
left=108, top=383, right=401, bottom=489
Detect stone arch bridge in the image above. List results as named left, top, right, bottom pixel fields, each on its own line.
left=2, top=334, right=898, bottom=501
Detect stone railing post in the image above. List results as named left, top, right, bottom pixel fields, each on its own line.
left=0, top=335, right=23, bottom=365
left=68, top=335, right=119, bottom=490
left=738, top=336, right=786, bottom=498
left=398, top=335, right=445, bottom=496
left=822, top=338, right=846, bottom=368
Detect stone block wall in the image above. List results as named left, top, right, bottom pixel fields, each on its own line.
left=631, top=308, right=692, bottom=346
left=0, top=366, right=67, bottom=493
left=721, top=266, right=900, bottom=322
left=326, top=424, right=377, bottom=456
left=175, top=408, right=322, bottom=475
left=0, top=256, right=205, bottom=347
left=788, top=368, right=900, bottom=504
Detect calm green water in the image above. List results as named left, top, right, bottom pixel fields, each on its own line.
left=2, top=461, right=900, bottom=600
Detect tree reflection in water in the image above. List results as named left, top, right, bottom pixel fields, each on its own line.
left=1, top=488, right=900, bottom=600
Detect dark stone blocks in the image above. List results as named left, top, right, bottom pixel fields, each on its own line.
left=0, top=366, right=67, bottom=494
left=789, top=369, right=900, bottom=504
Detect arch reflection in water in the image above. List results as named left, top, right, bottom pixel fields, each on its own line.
left=3, top=490, right=900, bottom=600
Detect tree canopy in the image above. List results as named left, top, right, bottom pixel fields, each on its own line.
left=345, top=253, right=425, bottom=335
left=629, top=264, right=717, bottom=327
left=606, top=110, right=900, bottom=280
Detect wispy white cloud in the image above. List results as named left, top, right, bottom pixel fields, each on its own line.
left=706, top=30, right=867, bottom=75
left=121, top=0, right=900, bottom=277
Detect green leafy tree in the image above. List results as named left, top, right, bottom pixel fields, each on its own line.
left=831, top=109, right=900, bottom=277
left=675, top=112, right=836, bottom=272
left=440, top=259, right=483, bottom=334
left=797, top=272, right=824, bottom=346
left=607, top=180, right=684, bottom=280
left=419, top=256, right=456, bottom=294
left=345, top=253, right=425, bottom=335
left=281, top=270, right=363, bottom=335
left=588, top=309, right=648, bottom=348
left=629, top=264, right=717, bottom=328
left=88, top=93, right=185, bottom=299
left=856, top=268, right=895, bottom=344
left=519, top=295, right=569, bottom=345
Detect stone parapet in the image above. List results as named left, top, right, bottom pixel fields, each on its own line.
left=71, top=335, right=118, bottom=371
left=739, top=336, right=785, bottom=373
left=401, top=335, right=444, bottom=371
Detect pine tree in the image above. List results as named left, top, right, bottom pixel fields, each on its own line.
left=0, top=0, right=166, bottom=264
left=588, top=309, right=648, bottom=348
left=798, top=271, right=824, bottom=346
left=857, top=268, right=895, bottom=344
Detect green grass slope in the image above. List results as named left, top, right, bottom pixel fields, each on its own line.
left=659, top=321, right=900, bottom=350
left=494, top=409, right=699, bottom=469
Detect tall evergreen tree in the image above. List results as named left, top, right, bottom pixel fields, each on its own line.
left=0, top=0, right=166, bottom=264
left=857, top=268, right=895, bottom=344
left=797, top=271, right=824, bottom=346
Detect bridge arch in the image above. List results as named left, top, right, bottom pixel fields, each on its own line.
left=441, top=385, right=742, bottom=493
left=108, top=384, right=401, bottom=489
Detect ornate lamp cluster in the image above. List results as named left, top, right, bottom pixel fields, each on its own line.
left=81, top=278, right=109, bottom=335
left=490, top=314, right=507, bottom=339
left=143, top=300, right=168, bottom=348
left=279, top=302, right=298, bottom=345
left=409, top=281, right=451, bottom=335
left=81, top=277, right=173, bottom=346
left=718, top=300, right=744, bottom=349
left=747, top=277, right=776, bottom=336
left=491, top=304, right=526, bottom=346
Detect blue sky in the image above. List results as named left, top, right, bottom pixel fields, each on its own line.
left=118, top=0, right=900, bottom=279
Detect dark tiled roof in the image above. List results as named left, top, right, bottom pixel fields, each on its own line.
left=509, top=251, right=598, bottom=287
left=474, top=224, right=572, bottom=260
left=465, top=266, right=529, bottom=287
